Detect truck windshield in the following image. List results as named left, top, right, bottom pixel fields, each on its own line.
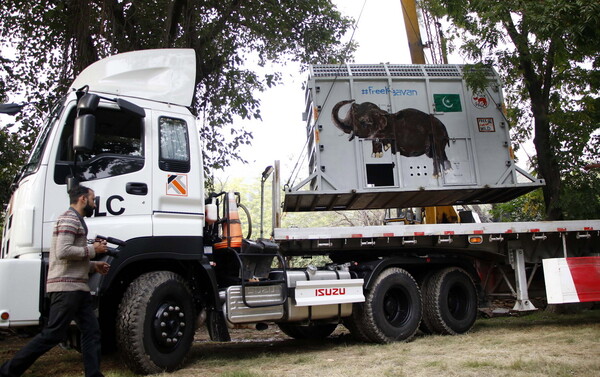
left=18, top=99, right=65, bottom=181
left=53, top=104, right=144, bottom=184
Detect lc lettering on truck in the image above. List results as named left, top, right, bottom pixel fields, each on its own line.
left=315, top=288, right=346, bottom=296
left=94, top=195, right=125, bottom=216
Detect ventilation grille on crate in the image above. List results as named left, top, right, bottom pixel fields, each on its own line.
left=310, top=64, right=471, bottom=79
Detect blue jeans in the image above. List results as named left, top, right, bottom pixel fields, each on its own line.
left=0, top=291, right=103, bottom=377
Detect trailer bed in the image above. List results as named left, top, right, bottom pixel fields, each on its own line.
left=274, top=219, right=600, bottom=260
left=275, top=220, right=598, bottom=240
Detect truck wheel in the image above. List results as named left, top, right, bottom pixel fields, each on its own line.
left=422, top=267, right=478, bottom=335
left=418, top=272, right=435, bottom=335
left=278, top=323, right=337, bottom=340
left=362, top=267, right=422, bottom=343
left=117, top=271, right=195, bottom=374
left=343, top=302, right=373, bottom=342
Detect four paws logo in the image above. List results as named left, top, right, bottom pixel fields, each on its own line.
left=472, top=94, right=489, bottom=109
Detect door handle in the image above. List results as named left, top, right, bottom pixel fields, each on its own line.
left=126, top=182, right=148, bottom=196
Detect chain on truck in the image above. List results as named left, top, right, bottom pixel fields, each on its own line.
left=0, top=49, right=599, bottom=375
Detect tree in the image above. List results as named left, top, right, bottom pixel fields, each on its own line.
left=213, top=174, right=356, bottom=239
left=490, top=189, right=544, bottom=222
left=1, top=53, right=28, bottom=216
left=0, top=127, right=27, bottom=216
left=424, top=0, right=600, bottom=220
left=0, top=0, right=354, bottom=202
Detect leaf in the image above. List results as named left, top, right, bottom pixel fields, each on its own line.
left=428, top=0, right=600, bottom=219
left=0, top=0, right=353, bottom=205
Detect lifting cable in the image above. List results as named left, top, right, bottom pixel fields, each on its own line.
left=285, top=0, right=369, bottom=189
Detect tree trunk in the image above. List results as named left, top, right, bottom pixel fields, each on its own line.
left=502, top=15, right=564, bottom=220
left=532, top=105, right=563, bottom=220
left=163, top=0, right=186, bottom=47
left=67, top=0, right=99, bottom=77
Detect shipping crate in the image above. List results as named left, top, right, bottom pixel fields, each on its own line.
left=284, top=64, right=543, bottom=212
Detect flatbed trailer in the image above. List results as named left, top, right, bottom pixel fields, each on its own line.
left=274, top=219, right=600, bottom=311
left=274, top=62, right=600, bottom=316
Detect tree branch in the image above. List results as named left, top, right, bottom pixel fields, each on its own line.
left=502, top=10, right=542, bottom=102
left=542, top=38, right=557, bottom=108
left=163, top=0, right=186, bottom=47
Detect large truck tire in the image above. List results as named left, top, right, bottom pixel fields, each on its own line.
left=422, top=267, right=478, bottom=335
left=116, top=271, right=196, bottom=374
left=343, top=303, right=372, bottom=342
left=278, top=323, right=338, bottom=340
left=362, top=267, right=422, bottom=343
left=417, top=271, right=435, bottom=335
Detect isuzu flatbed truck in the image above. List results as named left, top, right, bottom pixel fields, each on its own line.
left=1, top=49, right=599, bottom=375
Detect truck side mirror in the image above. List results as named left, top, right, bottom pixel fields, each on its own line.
left=73, top=93, right=99, bottom=153
left=77, top=93, right=100, bottom=114
left=73, top=114, right=95, bottom=152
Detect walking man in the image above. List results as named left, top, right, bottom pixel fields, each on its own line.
left=0, top=185, right=110, bottom=377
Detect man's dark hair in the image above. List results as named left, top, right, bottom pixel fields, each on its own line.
left=68, top=185, right=92, bottom=204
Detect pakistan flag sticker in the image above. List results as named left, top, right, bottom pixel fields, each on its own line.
left=434, top=94, right=462, bottom=112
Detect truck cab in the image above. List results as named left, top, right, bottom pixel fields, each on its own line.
left=0, top=49, right=366, bottom=374
left=0, top=48, right=211, bottom=358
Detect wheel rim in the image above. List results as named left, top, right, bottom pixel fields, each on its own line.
left=447, top=283, right=469, bottom=320
left=383, top=287, right=411, bottom=327
left=152, top=301, right=187, bottom=351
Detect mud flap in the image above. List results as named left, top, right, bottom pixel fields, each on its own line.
left=207, top=309, right=231, bottom=342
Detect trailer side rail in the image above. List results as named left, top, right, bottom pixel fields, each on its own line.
left=274, top=220, right=599, bottom=241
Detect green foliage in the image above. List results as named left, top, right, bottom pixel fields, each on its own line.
left=213, top=175, right=367, bottom=240
left=461, top=62, right=497, bottom=95
left=214, top=175, right=387, bottom=267
left=490, top=170, right=600, bottom=221
left=0, top=0, right=353, bottom=206
left=560, top=169, right=600, bottom=220
left=287, top=255, right=332, bottom=268
left=213, top=177, right=384, bottom=268
left=423, top=0, right=600, bottom=220
left=490, top=190, right=544, bottom=222
left=0, top=126, right=27, bottom=216
left=211, top=175, right=272, bottom=239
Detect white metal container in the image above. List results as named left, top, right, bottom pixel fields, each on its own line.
left=284, top=64, right=544, bottom=211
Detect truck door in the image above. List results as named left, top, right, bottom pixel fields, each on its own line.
left=44, top=99, right=152, bottom=243
left=150, top=111, right=205, bottom=238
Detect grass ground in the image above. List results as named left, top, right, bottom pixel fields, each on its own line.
left=1, top=309, right=598, bottom=377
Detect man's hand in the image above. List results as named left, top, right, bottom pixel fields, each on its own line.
left=93, top=261, right=110, bottom=275
left=93, top=239, right=108, bottom=254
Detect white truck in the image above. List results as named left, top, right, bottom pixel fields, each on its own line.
left=1, top=49, right=599, bottom=375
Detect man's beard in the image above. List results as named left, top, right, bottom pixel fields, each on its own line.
left=84, top=203, right=94, bottom=217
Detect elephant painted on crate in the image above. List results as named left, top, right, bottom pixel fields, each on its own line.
left=331, top=99, right=452, bottom=177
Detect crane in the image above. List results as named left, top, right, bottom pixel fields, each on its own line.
left=400, top=0, right=448, bottom=65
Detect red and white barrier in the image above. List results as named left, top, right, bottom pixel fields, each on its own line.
left=543, top=257, right=600, bottom=304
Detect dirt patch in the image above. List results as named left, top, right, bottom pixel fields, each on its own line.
left=1, top=309, right=599, bottom=377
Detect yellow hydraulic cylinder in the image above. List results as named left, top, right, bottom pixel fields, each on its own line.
left=401, top=0, right=426, bottom=64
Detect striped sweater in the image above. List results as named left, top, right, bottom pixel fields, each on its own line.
left=47, top=208, right=96, bottom=293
